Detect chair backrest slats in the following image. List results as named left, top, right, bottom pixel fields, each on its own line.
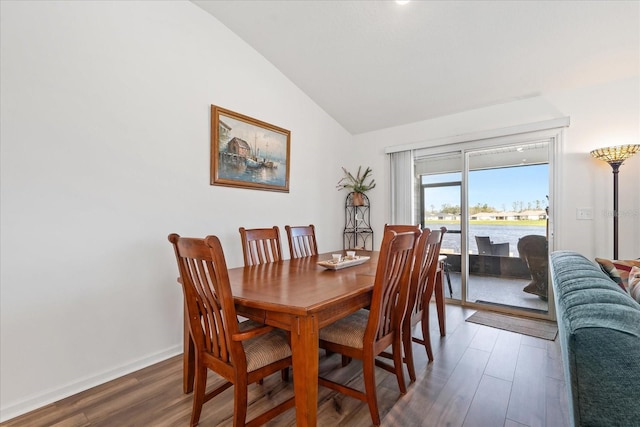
left=366, top=229, right=420, bottom=344
left=384, top=224, right=447, bottom=328
left=239, top=226, right=283, bottom=266
left=411, top=229, right=441, bottom=316
left=169, top=234, right=244, bottom=369
left=285, top=225, right=318, bottom=259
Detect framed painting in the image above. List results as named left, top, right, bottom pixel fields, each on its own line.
left=211, top=105, right=290, bottom=192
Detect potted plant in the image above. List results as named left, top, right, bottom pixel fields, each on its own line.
left=336, top=166, right=376, bottom=206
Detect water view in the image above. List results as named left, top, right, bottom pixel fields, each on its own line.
left=424, top=222, right=546, bottom=258
left=218, top=158, right=287, bottom=186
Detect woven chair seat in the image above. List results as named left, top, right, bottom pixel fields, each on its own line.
left=240, top=321, right=291, bottom=372
left=318, top=309, right=369, bottom=349
left=238, top=319, right=264, bottom=331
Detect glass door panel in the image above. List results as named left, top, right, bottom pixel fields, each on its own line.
left=466, top=143, right=550, bottom=314
left=421, top=177, right=461, bottom=301
left=417, top=150, right=464, bottom=302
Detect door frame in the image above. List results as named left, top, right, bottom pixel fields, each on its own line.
left=412, top=126, right=565, bottom=321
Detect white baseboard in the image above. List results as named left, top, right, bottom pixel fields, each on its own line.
left=0, top=345, right=182, bottom=423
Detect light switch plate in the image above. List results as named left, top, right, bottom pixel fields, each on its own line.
left=576, top=208, right=593, bottom=220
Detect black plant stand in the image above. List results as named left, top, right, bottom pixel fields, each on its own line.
left=343, top=192, right=373, bottom=250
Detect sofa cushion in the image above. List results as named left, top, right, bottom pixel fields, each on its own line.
left=551, top=251, right=640, bottom=427
left=594, top=257, right=640, bottom=293
left=629, top=266, right=640, bottom=303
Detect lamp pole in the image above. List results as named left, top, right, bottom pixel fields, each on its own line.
left=590, top=144, right=640, bottom=259
left=610, top=161, right=621, bottom=260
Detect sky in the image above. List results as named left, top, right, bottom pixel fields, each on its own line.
left=422, top=164, right=549, bottom=212
left=220, top=113, right=288, bottom=159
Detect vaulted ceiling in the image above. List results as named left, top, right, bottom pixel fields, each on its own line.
left=193, top=1, right=639, bottom=135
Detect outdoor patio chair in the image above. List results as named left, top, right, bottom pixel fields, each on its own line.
left=476, top=235, right=509, bottom=256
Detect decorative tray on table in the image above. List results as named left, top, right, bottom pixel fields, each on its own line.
left=317, top=256, right=370, bottom=270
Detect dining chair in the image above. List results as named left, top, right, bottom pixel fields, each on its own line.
left=317, top=229, right=420, bottom=426
left=383, top=223, right=421, bottom=234
left=384, top=225, right=446, bottom=380
left=168, top=234, right=295, bottom=427
left=284, top=224, right=318, bottom=259
left=351, top=223, right=421, bottom=363
left=387, top=227, right=450, bottom=302
left=403, top=228, right=443, bottom=378
left=239, top=226, right=283, bottom=266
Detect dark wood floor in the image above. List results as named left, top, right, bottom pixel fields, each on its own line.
left=2, top=304, right=570, bottom=427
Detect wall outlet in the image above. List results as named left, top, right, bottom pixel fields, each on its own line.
left=576, top=208, right=593, bottom=220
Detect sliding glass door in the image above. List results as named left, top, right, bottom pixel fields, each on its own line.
left=416, top=140, right=553, bottom=318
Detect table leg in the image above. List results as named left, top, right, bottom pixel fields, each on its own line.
left=290, top=315, right=319, bottom=427
left=183, top=302, right=194, bottom=394
left=435, top=263, right=446, bottom=336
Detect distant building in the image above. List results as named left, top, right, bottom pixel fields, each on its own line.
left=470, top=212, right=496, bottom=221
left=516, top=209, right=547, bottom=220
left=227, top=137, right=251, bottom=157
left=427, top=212, right=460, bottom=221
left=426, top=210, right=546, bottom=221
left=495, top=211, right=519, bottom=220
left=469, top=210, right=547, bottom=220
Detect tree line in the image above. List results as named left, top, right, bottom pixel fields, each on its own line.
left=430, top=200, right=547, bottom=215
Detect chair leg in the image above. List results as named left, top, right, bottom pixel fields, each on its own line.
left=403, top=321, right=416, bottom=382
left=444, top=262, right=453, bottom=298
left=190, top=365, right=208, bottom=427
left=341, top=355, right=352, bottom=367
left=281, top=331, right=291, bottom=380
left=362, top=357, right=381, bottom=426
left=421, top=312, right=434, bottom=362
left=233, top=376, right=248, bottom=427
left=392, top=336, right=407, bottom=394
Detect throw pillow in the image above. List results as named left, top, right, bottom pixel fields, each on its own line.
left=628, top=266, right=640, bottom=303
left=595, top=257, right=640, bottom=294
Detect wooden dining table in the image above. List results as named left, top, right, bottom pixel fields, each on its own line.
left=182, top=250, right=380, bottom=427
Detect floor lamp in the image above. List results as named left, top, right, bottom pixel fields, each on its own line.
left=590, top=144, right=640, bottom=259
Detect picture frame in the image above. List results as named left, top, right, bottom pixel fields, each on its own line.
left=211, top=105, right=291, bottom=193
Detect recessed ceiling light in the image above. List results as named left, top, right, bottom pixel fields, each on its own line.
left=396, top=1, right=410, bottom=5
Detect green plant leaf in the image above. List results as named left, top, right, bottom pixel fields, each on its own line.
left=336, top=166, right=376, bottom=192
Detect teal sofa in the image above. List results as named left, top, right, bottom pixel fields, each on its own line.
left=550, top=251, right=640, bottom=427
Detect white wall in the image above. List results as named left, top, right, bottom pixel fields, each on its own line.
left=0, top=1, right=351, bottom=420
left=354, top=77, right=640, bottom=261
left=2, top=0, right=639, bottom=422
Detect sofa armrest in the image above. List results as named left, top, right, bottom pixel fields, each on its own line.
left=550, top=250, right=640, bottom=427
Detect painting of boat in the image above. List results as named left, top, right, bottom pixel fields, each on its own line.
left=264, top=160, right=278, bottom=169
left=243, top=139, right=279, bottom=169
left=211, top=105, right=290, bottom=192
left=245, top=156, right=262, bottom=168
left=245, top=157, right=279, bottom=169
